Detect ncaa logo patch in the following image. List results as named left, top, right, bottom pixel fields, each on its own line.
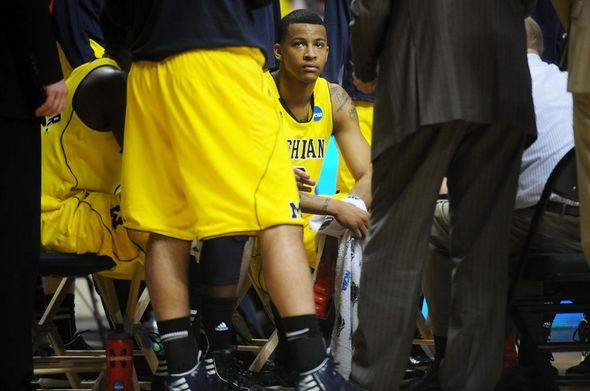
left=313, top=106, right=323, bottom=122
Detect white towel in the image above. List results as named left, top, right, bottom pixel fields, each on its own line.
left=310, top=196, right=366, bottom=379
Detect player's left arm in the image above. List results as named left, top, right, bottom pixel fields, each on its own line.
left=329, top=82, right=372, bottom=208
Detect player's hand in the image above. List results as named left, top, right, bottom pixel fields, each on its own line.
left=35, top=79, right=68, bottom=117
left=294, top=168, right=316, bottom=192
left=331, top=200, right=370, bottom=239
left=352, top=73, right=377, bottom=94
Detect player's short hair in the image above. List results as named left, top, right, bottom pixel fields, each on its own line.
left=277, top=9, right=326, bottom=43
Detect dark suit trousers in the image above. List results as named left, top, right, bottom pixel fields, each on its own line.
left=351, top=122, right=525, bottom=391
left=0, top=117, right=40, bottom=391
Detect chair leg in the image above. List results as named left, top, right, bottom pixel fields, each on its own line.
left=33, top=276, right=84, bottom=388
left=415, top=311, right=435, bottom=352
left=133, top=288, right=150, bottom=325
left=124, top=264, right=144, bottom=330
left=92, top=371, right=104, bottom=391
left=133, top=325, right=159, bottom=374
left=33, top=276, right=76, bottom=352
left=233, top=240, right=282, bottom=371
left=95, top=268, right=159, bottom=387
left=248, top=330, right=279, bottom=373
left=93, top=274, right=124, bottom=326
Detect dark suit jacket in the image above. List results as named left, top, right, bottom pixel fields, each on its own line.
left=350, top=0, right=538, bottom=159
left=0, top=1, right=63, bottom=119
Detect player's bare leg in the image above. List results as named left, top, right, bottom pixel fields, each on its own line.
left=259, top=224, right=364, bottom=390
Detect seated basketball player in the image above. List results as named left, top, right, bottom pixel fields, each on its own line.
left=37, top=11, right=152, bottom=388
left=40, top=11, right=145, bottom=288
left=38, top=0, right=108, bottom=355
left=249, top=9, right=372, bottom=385
left=269, top=8, right=372, bottom=270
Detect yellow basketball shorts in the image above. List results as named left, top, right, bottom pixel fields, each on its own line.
left=41, top=192, right=147, bottom=280
left=336, top=100, right=374, bottom=194
left=122, top=47, right=303, bottom=240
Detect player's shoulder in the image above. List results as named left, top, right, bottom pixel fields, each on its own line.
left=327, top=81, right=347, bottom=98
left=327, top=81, right=352, bottom=109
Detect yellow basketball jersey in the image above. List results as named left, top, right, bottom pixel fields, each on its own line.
left=42, top=57, right=122, bottom=212
left=56, top=39, right=105, bottom=79
left=42, top=57, right=146, bottom=278
left=280, top=0, right=293, bottom=16
left=267, top=74, right=333, bottom=190
left=267, top=73, right=334, bottom=266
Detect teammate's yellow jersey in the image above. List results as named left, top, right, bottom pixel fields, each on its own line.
left=41, top=57, right=146, bottom=279
left=268, top=73, right=334, bottom=266
left=280, top=0, right=293, bottom=17
left=56, top=39, right=105, bottom=79
left=42, top=57, right=122, bottom=210
left=336, top=100, right=373, bottom=194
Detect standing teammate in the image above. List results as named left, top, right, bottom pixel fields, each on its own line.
left=41, top=15, right=143, bottom=280
left=107, top=1, right=364, bottom=389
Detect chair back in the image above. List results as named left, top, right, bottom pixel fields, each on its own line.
left=507, top=147, right=590, bottom=387
left=548, top=148, right=578, bottom=202
left=508, top=147, right=579, bottom=300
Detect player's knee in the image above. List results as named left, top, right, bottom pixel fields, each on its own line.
left=200, top=236, right=249, bottom=286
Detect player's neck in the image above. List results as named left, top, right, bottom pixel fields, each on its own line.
left=277, top=72, right=315, bottom=114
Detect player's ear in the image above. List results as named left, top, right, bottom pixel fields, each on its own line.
left=273, top=43, right=282, bottom=62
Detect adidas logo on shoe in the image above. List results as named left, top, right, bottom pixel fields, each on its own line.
left=215, top=322, right=229, bottom=332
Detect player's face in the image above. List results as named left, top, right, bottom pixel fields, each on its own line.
left=275, top=23, right=329, bottom=83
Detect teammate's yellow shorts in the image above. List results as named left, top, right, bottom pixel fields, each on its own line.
left=41, top=192, right=147, bottom=280
left=336, top=100, right=373, bottom=194
left=122, top=47, right=303, bottom=240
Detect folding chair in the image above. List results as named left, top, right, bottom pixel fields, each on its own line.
left=33, top=252, right=116, bottom=388
left=33, top=252, right=156, bottom=390
left=508, top=148, right=590, bottom=387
